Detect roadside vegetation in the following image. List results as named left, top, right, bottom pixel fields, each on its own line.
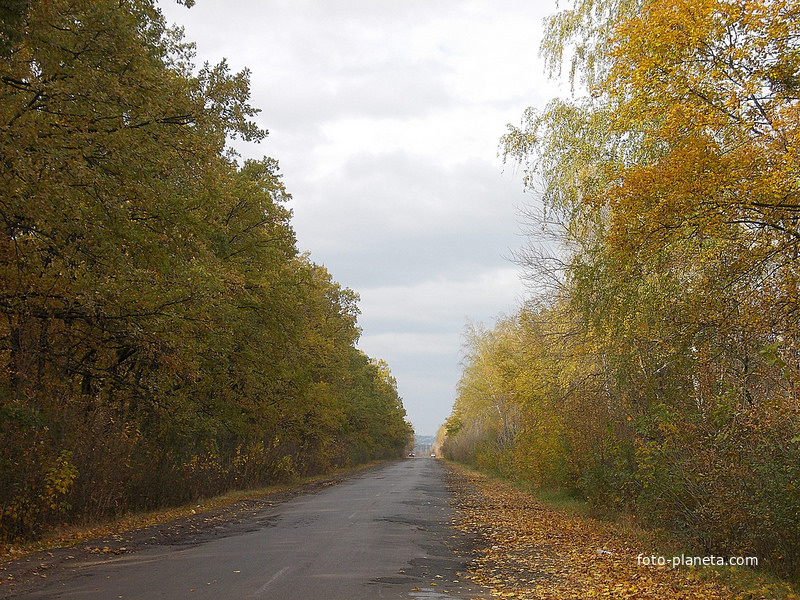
left=0, top=0, right=413, bottom=548
left=441, top=0, right=800, bottom=585
left=448, top=464, right=799, bottom=599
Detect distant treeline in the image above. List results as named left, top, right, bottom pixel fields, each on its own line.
left=0, top=0, right=412, bottom=542
left=442, top=0, right=800, bottom=580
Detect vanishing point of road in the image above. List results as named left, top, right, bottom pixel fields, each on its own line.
left=2, top=459, right=490, bottom=599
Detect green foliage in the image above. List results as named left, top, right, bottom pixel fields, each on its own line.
left=0, top=0, right=410, bottom=543
left=445, top=0, right=800, bottom=581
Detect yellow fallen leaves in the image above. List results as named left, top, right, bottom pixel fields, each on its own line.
left=448, top=466, right=796, bottom=600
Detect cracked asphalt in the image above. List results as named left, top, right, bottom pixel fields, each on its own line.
left=1, top=459, right=489, bottom=599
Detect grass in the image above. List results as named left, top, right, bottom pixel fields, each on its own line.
left=445, top=459, right=800, bottom=600
left=530, top=486, right=591, bottom=516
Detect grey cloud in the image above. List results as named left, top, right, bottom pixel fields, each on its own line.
left=162, top=1, right=459, bottom=127
left=248, top=60, right=455, bottom=129
left=157, top=0, right=558, bottom=435
left=289, top=151, right=525, bottom=287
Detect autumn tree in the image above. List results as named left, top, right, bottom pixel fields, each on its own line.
left=0, top=0, right=410, bottom=541
left=344, top=352, right=414, bottom=464
left=444, top=0, right=800, bottom=578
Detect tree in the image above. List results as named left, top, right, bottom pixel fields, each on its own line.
left=490, top=0, right=800, bottom=577
left=1, top=0, right=411, bottom=540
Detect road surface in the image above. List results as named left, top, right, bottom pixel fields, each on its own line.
left=2, top=459, right=489, bottom=599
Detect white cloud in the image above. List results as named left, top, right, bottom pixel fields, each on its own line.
left=354, top=269, right=526, bottom=434
left=358, top=269, right=525, bottom=331
left=158, top=0, right=561, bottom=434
left=358, top=332, right=459, bottom=357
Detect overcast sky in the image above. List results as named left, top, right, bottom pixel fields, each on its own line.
left=158, top=0, right=564, bottom=436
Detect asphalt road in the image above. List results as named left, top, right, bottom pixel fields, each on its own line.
left=3, top=459, right=489, bottom=599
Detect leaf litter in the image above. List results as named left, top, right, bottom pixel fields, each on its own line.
left=446, top=464, right=797, bottom=600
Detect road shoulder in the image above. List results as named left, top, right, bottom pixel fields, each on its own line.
left=445, top=464, right=797, bottom=600
left=0, top=462, right=389, bottom=597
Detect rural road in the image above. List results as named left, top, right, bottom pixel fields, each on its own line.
left=2, top=459, right=489, bottom=599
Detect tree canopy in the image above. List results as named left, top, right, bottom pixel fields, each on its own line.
left=444, top=0, right=800, bottom=580
left=0, top=0, right=412, bottom=542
